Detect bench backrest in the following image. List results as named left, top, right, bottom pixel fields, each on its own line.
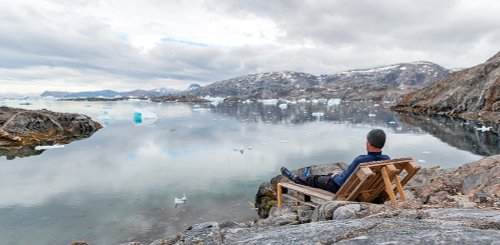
left=335, top=157, right=420, bottom=204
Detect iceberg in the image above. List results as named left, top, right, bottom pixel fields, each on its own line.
left=278, top=103, right=288, bottom=110
left=133, top=109, right=157, bottom=126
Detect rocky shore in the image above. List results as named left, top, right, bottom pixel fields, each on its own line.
left=117, top=155, right=499, bottom=245
left=0, top=106, right=102, bottom=159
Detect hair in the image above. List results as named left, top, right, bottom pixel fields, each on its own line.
left=366, top=129, right=386, bottom=149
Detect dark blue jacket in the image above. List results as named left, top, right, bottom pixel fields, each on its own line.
left=332, top=152, right=390, bottom=186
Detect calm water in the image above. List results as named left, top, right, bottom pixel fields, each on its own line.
left=0, top=98, right=497, bottom=244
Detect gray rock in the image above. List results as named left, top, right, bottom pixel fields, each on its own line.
left=220, top=209, right=500, bottom=244
left=175, top=222, right=222, bottom=245
left=333, top=204, right=362, bottom=220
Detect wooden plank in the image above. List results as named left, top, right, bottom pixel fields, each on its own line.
left=366, top=170, right=387, bottom=202
left=346, top=172, right=376, bottom=201
left=277, top=183, right=283, bottom=208
left=393, top=174, right=407, bottom=201
left=278, top=182, right=336, bottom=200
left=381, top=166, right=397, bottom=205
left=281, top=193, right=318, bottom=208
left=361, top=158, right=412, bottom=168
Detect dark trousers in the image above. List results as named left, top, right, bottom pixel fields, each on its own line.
left=294, top=174, right=340, bottom=193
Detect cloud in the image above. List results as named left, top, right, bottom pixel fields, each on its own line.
left=1, top=0, right=500, bottom=93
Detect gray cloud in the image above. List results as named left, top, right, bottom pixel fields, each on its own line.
left=1, top=0, right=499, bottom=93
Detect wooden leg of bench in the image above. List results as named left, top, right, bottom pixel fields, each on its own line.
left=393, top=175, right=407, bottom=202
left=381, top=166, right=397, bottom=205
left=277, top=183, right=283, bottom=208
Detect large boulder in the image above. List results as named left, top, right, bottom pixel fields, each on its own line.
left=0, top=106, right=102, bottom=159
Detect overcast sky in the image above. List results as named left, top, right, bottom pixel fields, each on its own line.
left=1, top=0, right=499, bottom=94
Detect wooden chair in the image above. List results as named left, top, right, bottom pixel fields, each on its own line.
left=277, top=158, right=420, bottom=208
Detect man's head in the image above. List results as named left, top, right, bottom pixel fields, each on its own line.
left=366, top=129, right=386, bottom=151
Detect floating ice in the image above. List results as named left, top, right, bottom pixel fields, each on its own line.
left=35, top=144, right=65, bottom=150
left=327, top=98, right=341, bottom=106
left=278, top=103, right=288, bottom=110
left=174, top=193, right=187, bottom=208
left=421, top=151, right=431, bottom=154
left=280, top=140, right=288, bottom=143
left=98, top=111, right=114, bottom=127
left=133, top=110, right=158, bottom=126
left=388, top=121, right=396, bottom=124
left=418, top=159, right=427, bottom=163
left=311, top=99, right=319, bottom=104
left=476, top=126, right=492, bottom=132
left=297, top=98, right=307, bottom=103
left=312, top=112, right=324, bottom=117
left=260, top=99, right=278, bottom=105
left=368, top=114, right=376, bottom=117
left=202, top=96, right=224, bottom=106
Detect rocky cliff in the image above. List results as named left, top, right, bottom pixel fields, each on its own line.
left=392, top=51, right=500, bottom=123
left=188, top=62, right=449, bottom=101
left=0, top=106, right=102, bottom=159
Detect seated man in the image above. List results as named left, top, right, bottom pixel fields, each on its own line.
left=281, top=129, right=390, bottom=193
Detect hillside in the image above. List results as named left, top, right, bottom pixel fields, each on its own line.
left=392, top=51, right=500, bottom=123
left=188, top=62, right=449, bottom=101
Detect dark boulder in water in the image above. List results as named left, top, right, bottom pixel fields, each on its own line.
left=0, top=106, right=102, bottom=159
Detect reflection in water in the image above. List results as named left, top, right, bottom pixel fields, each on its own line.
left=398, top=113, right=500, bottom=156
left=0, top=146, right=43, bottom=159
left=0, top=99, right=493, bottom=244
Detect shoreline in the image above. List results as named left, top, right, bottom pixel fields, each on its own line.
left=116, top=155, right=499, bottom=245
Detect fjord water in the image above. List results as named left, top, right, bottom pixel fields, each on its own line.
left=0, top=99, right=496, bottom=244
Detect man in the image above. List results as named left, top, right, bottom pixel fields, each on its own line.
left=281, top=129, right=390, bottom=193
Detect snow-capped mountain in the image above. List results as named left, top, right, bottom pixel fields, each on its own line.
left=188, top=71, right=319, bottom=99
left=188, top=62, right=449, bottom=101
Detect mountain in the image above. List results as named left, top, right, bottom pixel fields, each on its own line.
left=188, top=71, right=319, bottom=99
left=41, top=88, right=180, bottom=98
left=187, top=62, right=449, bottom=101
left=392, top=51, right=500, bottom=123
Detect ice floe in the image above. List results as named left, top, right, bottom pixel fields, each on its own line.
left=476, top=126, right=492, bottom=132
left=174, top=193, right=187, bottom=208
left=35, top=144, right=65, bottom=150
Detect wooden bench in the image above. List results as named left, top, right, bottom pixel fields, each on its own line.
left=277, top=158, right=420, bottom=208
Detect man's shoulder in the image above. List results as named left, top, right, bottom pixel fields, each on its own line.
left=353, top=154, right=391, bottom=163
